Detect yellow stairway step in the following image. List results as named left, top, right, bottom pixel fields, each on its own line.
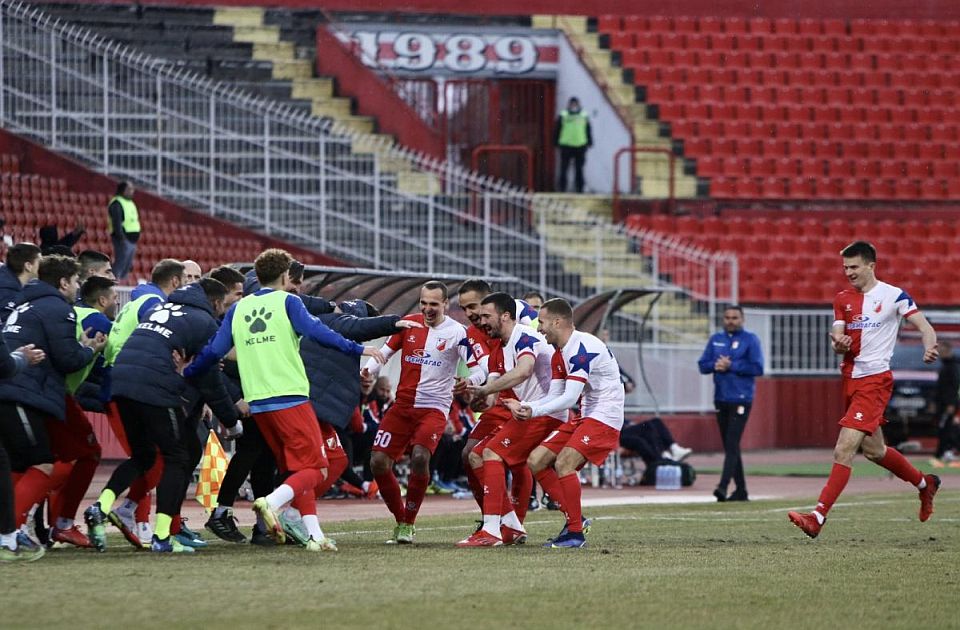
left=271, top=60, right=313, bottom=80
left=251, top=41, right=294, bottom=60
left=291, top=78, right=334, bottom=100
left=232, top=25, right=280, bottom=44
left=213, top=7, right=264, bottom=27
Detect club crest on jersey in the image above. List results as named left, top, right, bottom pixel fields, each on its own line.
left=435, top=338, right=448, bottom=351
left=731, top=340, right=740, bottom=350
left=873, top=301, right=882, bottom=314
left=501, top=438, right=511, bottom=447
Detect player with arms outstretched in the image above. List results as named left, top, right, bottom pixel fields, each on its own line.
left=788, top=241, right=941, bottom=538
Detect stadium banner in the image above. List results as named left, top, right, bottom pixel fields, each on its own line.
left=334, top=25, right=560, bottom=78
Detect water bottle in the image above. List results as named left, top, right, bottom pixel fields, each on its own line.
left=656, top=464, right=682, bottom=490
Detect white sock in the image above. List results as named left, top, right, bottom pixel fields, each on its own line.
left=266, top=484, right=295, bottom=511
left=501, top=510, right=524, bottom=532
left=55, top=517, right=74, bottom=530
left=917, top=477, right=927, bottom=489
left=481, top=514, right=501, bottom=537
left=362, top=481, right=371, bottom=492
left=116, top=498, right=137, bottom=515
left=1, top=531, right=16, bottom=551
left=302, top=514, right=324, bottom=540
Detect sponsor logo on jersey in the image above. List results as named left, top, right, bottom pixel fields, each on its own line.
left=411, top=348, right=430, bottom=358
left=404, top=349, right=443, bottom=367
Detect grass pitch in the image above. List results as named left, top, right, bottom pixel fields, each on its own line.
left=2, top=491, right=957, bottom=630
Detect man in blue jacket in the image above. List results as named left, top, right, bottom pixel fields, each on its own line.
left=84, top=278, right=243, bottom=553
left=0, top=255, right=104, bottom=550
left=697, top=305, right=764, bottom=502
left=0, top=242, right=41, bottom=323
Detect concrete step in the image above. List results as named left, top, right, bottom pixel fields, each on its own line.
left=233, top=25, right=281, bottom=44
left=270, top=59, right=314, bottom=80
left=397, top=171, right=442, bottom=196
left=251, top=41, right=295, bottom=59
left=291, top=78, right=334, bottom=99
left=311, top=98, right=353, bottom=118
left=213, top=7, right=265, bottom=28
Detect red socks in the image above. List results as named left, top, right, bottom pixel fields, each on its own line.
left=403, top=472, right=430, bottom=524
left=314, top=456, right=349, bottom=498
left=509, top=464, right=533, bottom=522
left=171, top=514, right=182, bottom=535
left=374, top=470, right=406, bottom=523
left=482, top=460, right=507, bottom=521
left=285, top=468, right=323, bottom=498
left=46, top=461, right=73, bottom=522
left=815, top=462, right=852, bottom=518
left=14, top=467, right=53, bottom=527
left=877, top=447, right=923, bottom=486
left=465, top=464, right=484, bottom=509
left=559, top=473, right=583, bottom=533
left=56, top=454, right=99, bottom=521
left=534, top=468, right=567, bottom=512
left=291, top=490, right=318, bottom=517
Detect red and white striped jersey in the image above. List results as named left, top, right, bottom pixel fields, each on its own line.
left=366, top=314, right=481, bottom=412
left=553, top=330, right=625, bottom=430
left=488, top=323, right=565, bottom=421
left=833, top=281, right=919, bottom=379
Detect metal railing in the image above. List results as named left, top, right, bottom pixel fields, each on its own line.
left=0, top=0, right=736, bottom=342
left=744, top=308, right=839, bottom=376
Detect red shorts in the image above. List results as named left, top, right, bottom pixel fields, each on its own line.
left=319, top=420, right=346, bottom=462
left=47, top=396, right=101, bottom=462
left=254, top=402, right=328, bottom=473
left=540, top=418, right=580, bottom=455
left=105, top=400, right=131, bottom=456
left=839, top=371, right=893, bottom=435
left=542, top=418, right=621, bottom=466
left=373, top=403, right=446, bottom=460
left=469, top=405, right=511, bottom=442
left=486, top=416, right=562, bottom=466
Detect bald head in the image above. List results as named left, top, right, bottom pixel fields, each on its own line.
left=183, top=260, right=202, bottom=284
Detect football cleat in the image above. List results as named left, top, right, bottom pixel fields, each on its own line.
left=83, top=504, right=108, bottom=552
left=205, top=509, right=247, bottom=544
left=278, top=510, right=310, bottom=547
left=107, top=510, right=143, bottom=549
left=918, top=474, right=941, bottom=522
left=151, top=535, right=195, bottom=553
left=546, top=532, right=587, bottom=548
left=305, top=536, right=338, bottom=552
left=787, top=511, right=822, bottom=539
left=252, top=498, right=285, bottom=544
left=50, top=525, right=93, bottom=548
left=395, top=523, right=416, bottom=544
left=500, top=525, right=527, bottom=545
left=456, top=530, right=503, bottom=547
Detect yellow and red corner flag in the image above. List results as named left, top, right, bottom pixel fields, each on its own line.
left=195, top=430, right=230, bottom=511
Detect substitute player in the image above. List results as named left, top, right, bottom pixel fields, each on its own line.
left=508, top=298, right=625, bottom=549
left=457, top=292, right=563, bottom=547
left=788, top=241, right=940, bottom=538
left=362, top=281, right=484, bottom=544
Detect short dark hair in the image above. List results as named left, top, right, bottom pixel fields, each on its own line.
left=255, top=248, right=293, bottom=285
left=481, top=292, right=516, bottom=319
left=288, top=259, right=305, bottom=282
left=115, top=181, right=131, bottom=196
left=422, top=280, right=449, bottom=300
left=363, top=300, right=380, bottom=317
left=6, top=242, right=42, bottom=274
left=151, top=259, right=185, bottom=286
left=840, top=241, right=877, bottom=263
left=522, top=290, right=544, bottom=303
left=540, top=297, right=574, bottom=321
left=199, top=277, right=227, bottom=303
left=38, top=254, right=79, bottom=288
left=458, top=278, right=491, bottom=297
left=81, top=276, right=116, bottom=304
left=724, top=305, right=744, bottom=315
left=78, top=250, right=112, bottom=280
left=208, top=265, right=245, bottom=287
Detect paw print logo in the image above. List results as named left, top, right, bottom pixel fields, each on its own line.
left=5, top=303, right=30, bottom=327
left=244, top=307, right=272, bottom=334
left=149, top=304, right=185, bottom=325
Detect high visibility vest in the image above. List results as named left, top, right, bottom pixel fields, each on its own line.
left=65, top=305, right=100, bottom=394
left=107, top=196, right=141, bottom=234
left=558, top=110, right=589, bottom=148
left=232, top=290, right=309, bottom=404
left=104, top=294, right=159, bottom=366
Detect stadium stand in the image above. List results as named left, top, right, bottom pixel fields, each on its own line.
left=595, top=15, right=960, bottom=200
left=626, top=211, right=960, bottom=306
left=0, top=130, right=328, bottom=281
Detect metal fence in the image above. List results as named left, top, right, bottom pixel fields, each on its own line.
left=745, top=308, right=839, bottom=376
left=0, top=0, right=736, bottom=344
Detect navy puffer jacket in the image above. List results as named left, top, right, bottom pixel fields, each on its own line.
left=0, top=280, right=95, bottom=419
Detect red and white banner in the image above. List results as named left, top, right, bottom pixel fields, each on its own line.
left=334, top=26, right=559, bottom=78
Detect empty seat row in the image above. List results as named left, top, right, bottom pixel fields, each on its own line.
left=708, top=177, right=957, bottom=199
left=608, top=31, right=960, bottom=55
left=644, top=84, right=960, bottom=108
left=628, top=65, right=960, bottom=89
left=622, top=48, right=957, bottom=71
left=697, top=157, right=960, bottom=179
left=599, top=16, right=960, bottom=38
left=672, top=119, right=960, bottom=143
left=683, top=136, right=960, bottom=159
left=657, top=101, right=960, bottom=126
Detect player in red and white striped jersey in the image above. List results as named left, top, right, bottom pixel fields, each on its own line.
left=456, top=279, right=537, bottom=512
left=789, top=241, right=941, bottom=539
left=507, top=298, right=625, bottom=549
left=362, top=281, right=484, bottom=544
